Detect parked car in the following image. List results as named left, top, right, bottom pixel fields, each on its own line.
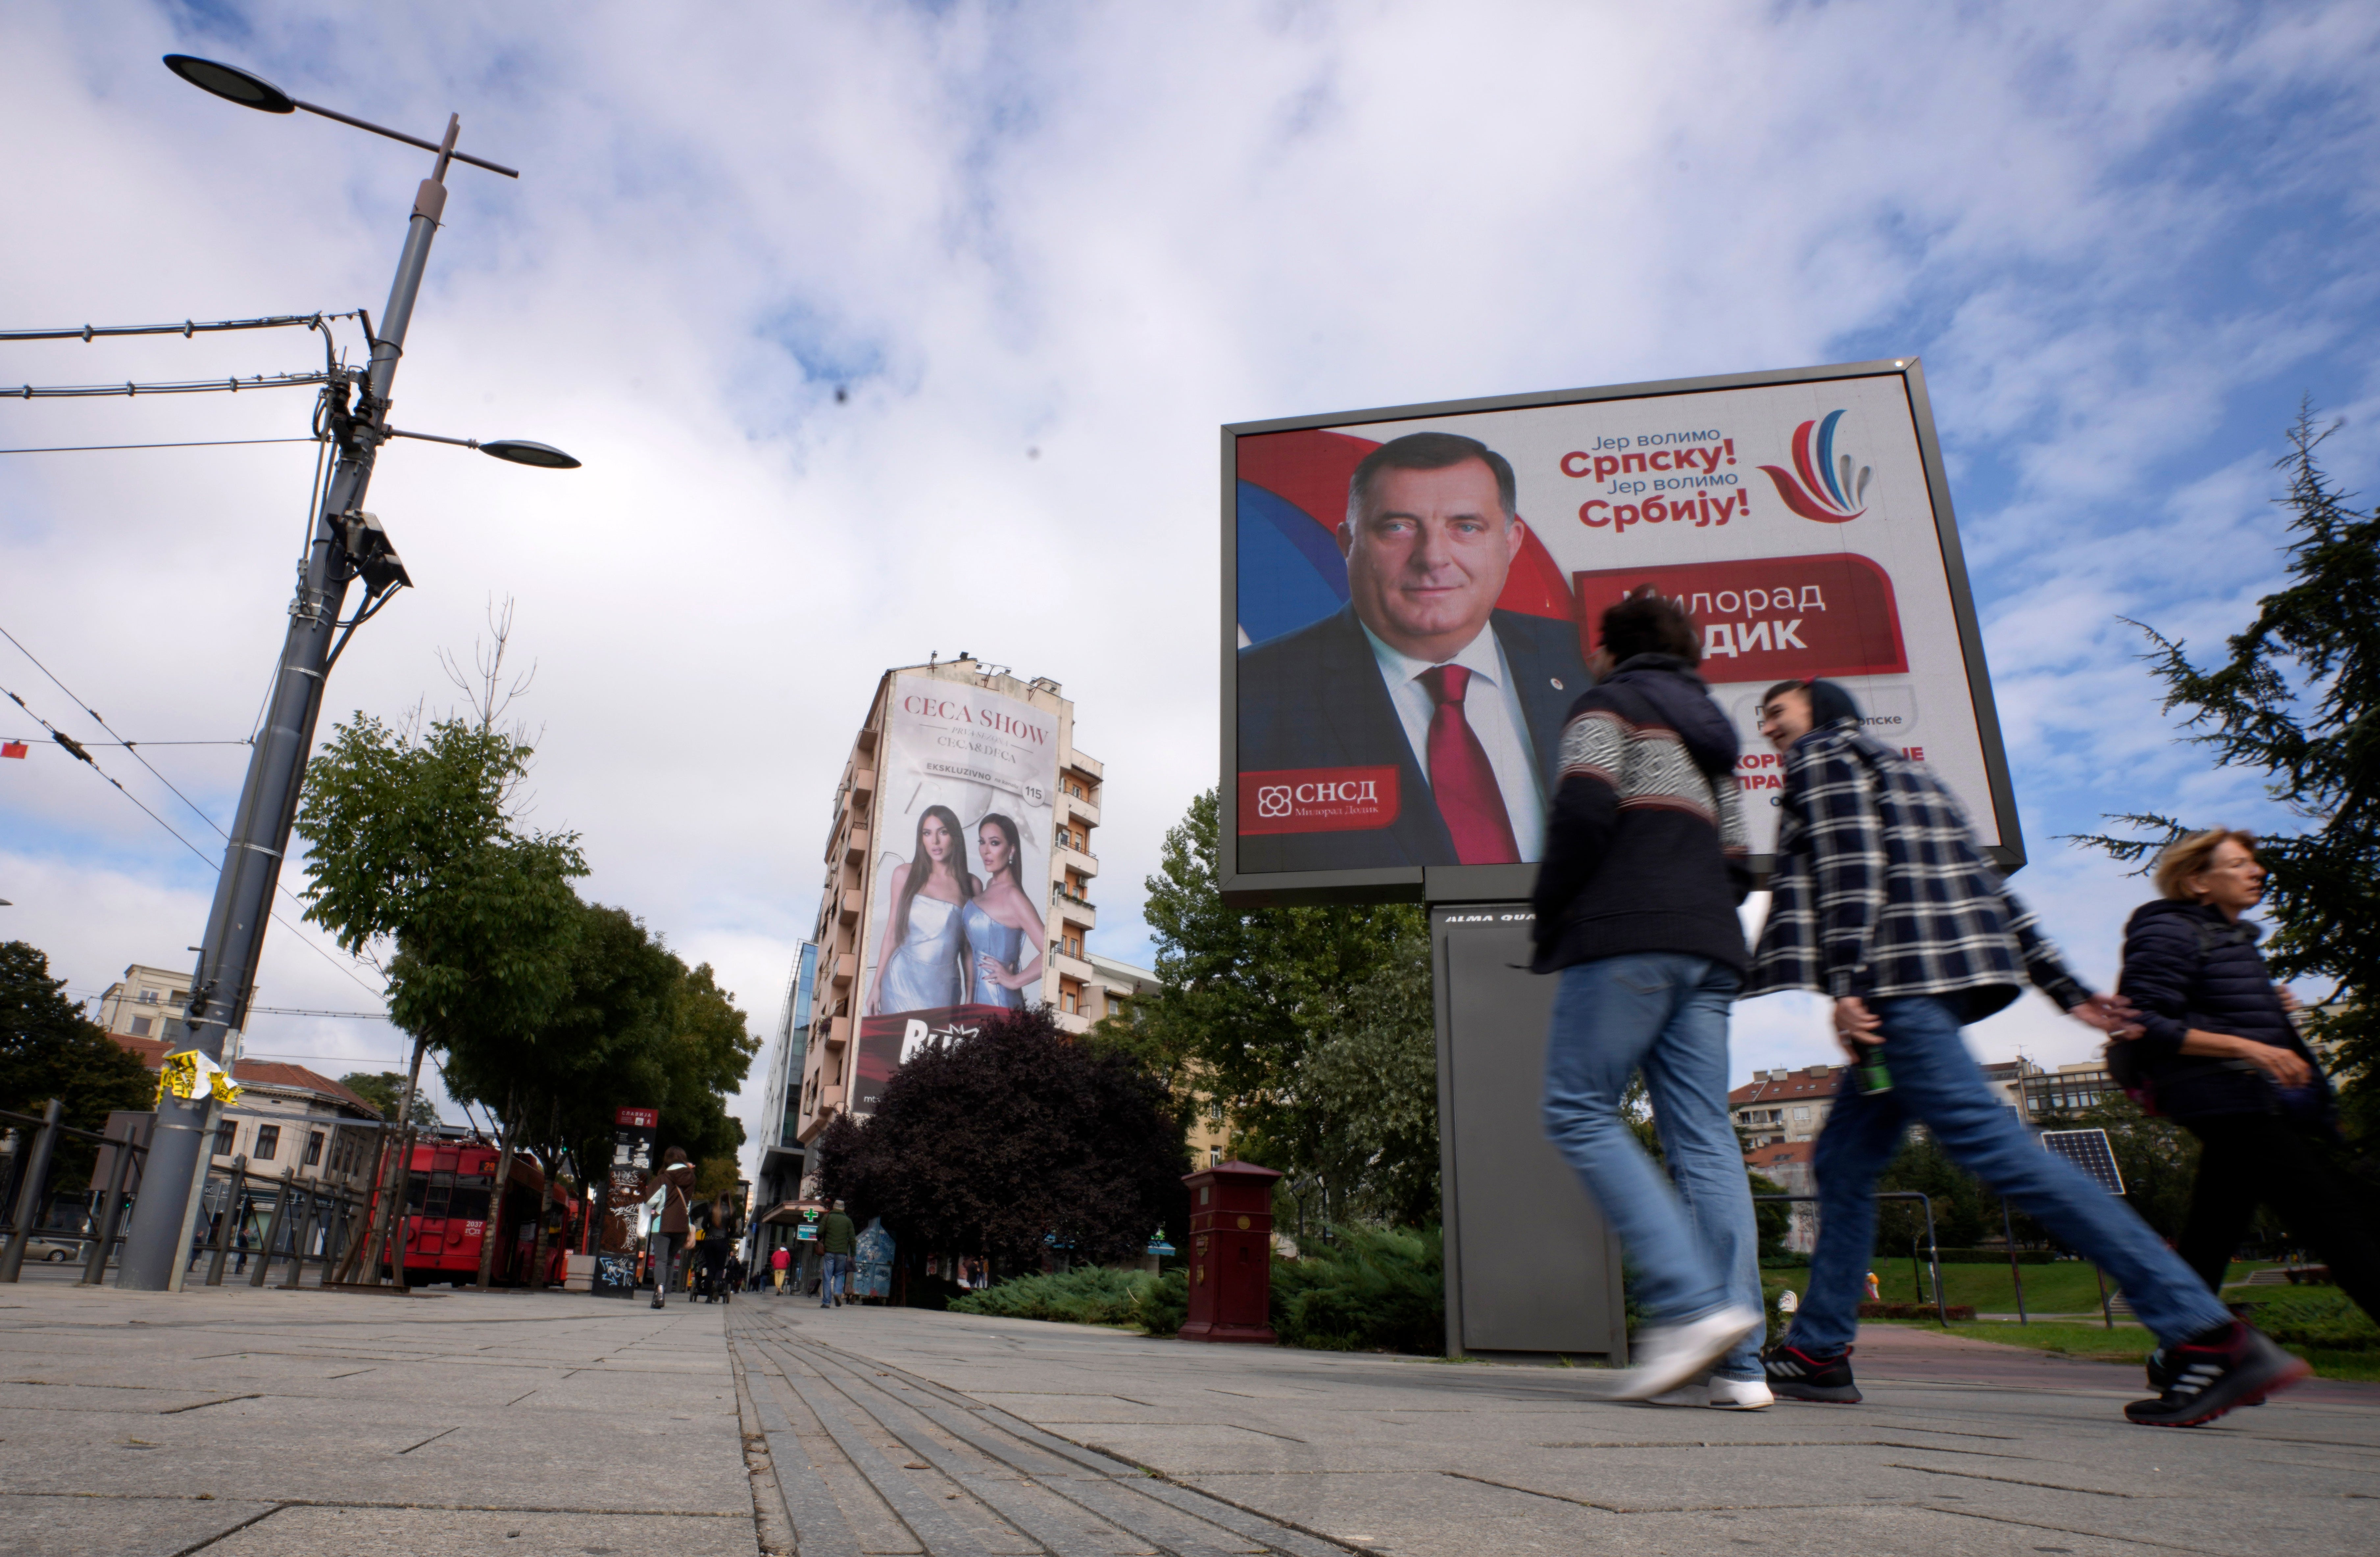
left=17, top=1235, right=86, bottom=1263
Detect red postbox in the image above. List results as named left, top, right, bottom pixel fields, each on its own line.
left=1180, top=1160, right=1281, bottom=1344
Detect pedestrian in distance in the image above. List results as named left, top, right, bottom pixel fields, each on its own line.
left=2112, top=829, right=2380, bottom=1356
left=1746, top=679, right=2309, bottom=1427
left=644, top=1147, right=695, bottom=1311
left=1531, top=588, right=1769, bottom=1406
left=771, top=1242, right=791, bottom=1297
left=818, top=1199, right=856, bottom=1309
left=701, top=1193, right=738, bottom=1304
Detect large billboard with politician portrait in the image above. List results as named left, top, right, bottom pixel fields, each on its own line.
left=1222, top=358, right=2017, bottom=905
left=849, top=673, right=1061, bottom=1113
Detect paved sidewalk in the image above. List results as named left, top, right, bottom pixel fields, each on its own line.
left=6, top=1277, right=2376, bottom=1555
left=0, top=1280, right=754, bottom=1557
left=757, top=1299, right=2380, bottom=1557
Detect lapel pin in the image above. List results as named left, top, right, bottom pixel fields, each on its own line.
left=1550, top=677, right=1565, bottom=690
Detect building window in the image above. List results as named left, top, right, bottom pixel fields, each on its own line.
left=138, top=989, right=160, bottom=1005
left=1209, top=1146, right=1222, bottom=1167
left=214, top=1120, right=236, bottom=1156
left=1062, top=989, right=1078, bottom=1014
left=1207, top=1100, right=1223, bottom=1121
left=305, top=1132, right=325, bottom=1167
left=1791, top=1107, right=1810, bottom=1122
left=130, top=1016, right=153, bottom=1037
left=253, top=1124, right=280, bottom=1161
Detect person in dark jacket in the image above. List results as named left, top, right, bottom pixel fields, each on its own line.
left=1531, top=588, right=1766, bottom=1406
left=818, top=1200, right=857, bottom=1309
left=645, top=1147, right=694, bottom=1310
left=2115, top=828, right=2380, bottom=1324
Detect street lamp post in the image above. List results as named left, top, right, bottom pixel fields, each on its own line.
left=116, top=59, right=576, bottom=1291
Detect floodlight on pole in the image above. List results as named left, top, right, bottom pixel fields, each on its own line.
left=115, top=57, right=567, bottom=1293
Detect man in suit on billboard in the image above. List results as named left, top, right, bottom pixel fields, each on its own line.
left=1238, top=431, right=1590, bottom=873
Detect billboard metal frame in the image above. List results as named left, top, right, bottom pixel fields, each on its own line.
left=1218, top=356, right=2022, bottom=906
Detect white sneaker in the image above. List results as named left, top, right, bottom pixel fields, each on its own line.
left=1705, top=1375, right=1773, bottom=1410
left=1604, top=1307, right=1763, bottom=1402
left=1647, top=1374, right=1773, bottom=1410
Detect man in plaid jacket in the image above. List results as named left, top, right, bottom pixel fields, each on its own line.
left=1745, top=680, right=2307, bottom=1427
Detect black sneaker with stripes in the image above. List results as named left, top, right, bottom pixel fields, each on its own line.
left=2124, top=1322, right=2308, bottom=1427
left=1761, top=1340, right=1861, bottom=1403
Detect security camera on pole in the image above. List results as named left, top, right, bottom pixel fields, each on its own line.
left=116, top=58, right=579, bottom=1292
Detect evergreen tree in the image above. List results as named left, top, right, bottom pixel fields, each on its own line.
left=2076, top=407, right=2380, bottom=1137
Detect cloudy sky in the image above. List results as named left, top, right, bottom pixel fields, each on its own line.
left=6, top=2, right=2377, bottom=1182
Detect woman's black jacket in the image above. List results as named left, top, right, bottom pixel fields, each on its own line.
left=2114, top=898, right=2325, bottom=1122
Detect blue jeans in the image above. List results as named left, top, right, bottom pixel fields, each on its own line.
left=1543, top=953, right=1762, bottom=1379
left=820, top=1250, right=850, bottom=1305
left=1789, top=995, right=2233, bottom=1351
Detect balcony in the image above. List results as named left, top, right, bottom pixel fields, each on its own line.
left=842, top=827, right=869, bottom=866
left=837, top=889, right=862, bottom=923
left=1050, top=886, right=1096, bottom=930
left=850, top=766, right=875, bottom=802
left=1047, top=948, right=1095, bottom=983
left=831, top=954, right=856, bottom=987
left=821, top=1015, right=849, bottom=1050
left=1055, top=842, right=1099, bottom=879
left=1061, top=791, right=1102, bottom=829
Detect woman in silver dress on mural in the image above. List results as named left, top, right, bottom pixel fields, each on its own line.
left=963, top=813, right=1046, bottom=1008
left=866, top=805, right=973, bottom=1017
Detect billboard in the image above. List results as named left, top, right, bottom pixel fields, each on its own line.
left=850, top=672, right=1061, bottom=1112
left=1222, top=358, right=2016, bottom=905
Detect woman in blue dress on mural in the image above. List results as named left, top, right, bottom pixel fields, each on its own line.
left=963, top=812, right=1046, bottom=1008
left=867, top=805, right=973, bottom=1017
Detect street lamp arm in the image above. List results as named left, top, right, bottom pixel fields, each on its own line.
left=290, top=98, right=520, bottom=179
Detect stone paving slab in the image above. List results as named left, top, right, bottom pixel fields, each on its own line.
left=0, top=1283, right=756, bottom=1557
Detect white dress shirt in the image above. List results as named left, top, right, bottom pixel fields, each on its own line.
left=1360, top=620, right=1546, bottom=861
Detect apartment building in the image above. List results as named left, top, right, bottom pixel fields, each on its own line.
left=1727, top=1065, right=1848, bottom=1148
left=93, top=962, right=388, bottom=1186
left=2021, top=1060, right=2117, bottom=1118
left=748, top=942, right=816, bottom=1260
left=792, top=657, right=1104, bottom=1142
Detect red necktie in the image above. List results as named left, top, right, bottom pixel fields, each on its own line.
left=1419, top=664, right=1519, bottom=865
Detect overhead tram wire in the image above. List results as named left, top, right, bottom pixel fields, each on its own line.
left=0, top=312, right=358, bottom=343
left=0, top=620, right=240, bottom=841
left=0, top=436, right=320, bottom=455
left=11, top=370, right=337, bottom=399
left=6, top=674, right=389, bottom=1004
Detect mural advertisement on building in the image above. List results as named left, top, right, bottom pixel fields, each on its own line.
left=851, top=673, right=1061, bottom=1114
left=1225, top=361, right=2012, bottom=900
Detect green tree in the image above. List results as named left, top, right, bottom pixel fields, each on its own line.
left=2075, top=408, right=2380, bottom=1137
left=1132, top=788, right=1427, bottom=1199
left=338, top=1071, right=442, bottom=1128
left=1292, top=915, right=1440, bottom=1225
left=0, top=942, right=155, bottom=1191
left=294, top=713, right=587, bottom=1109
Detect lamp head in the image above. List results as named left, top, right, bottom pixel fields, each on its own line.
left=479, top=439, right=581, bottom=470
left=163, top=55, right=297, bottom=114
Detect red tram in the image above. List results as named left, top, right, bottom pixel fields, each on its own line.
left=374, top=1139, right=579, bottom=1287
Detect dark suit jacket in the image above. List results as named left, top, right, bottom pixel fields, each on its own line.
left=1236, top=605, right=1591, bottom=873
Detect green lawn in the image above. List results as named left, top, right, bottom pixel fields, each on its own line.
left=1858, top=1316, right=2380, bottom=1384
left=1763, top=1259, right=2275, bottom=1317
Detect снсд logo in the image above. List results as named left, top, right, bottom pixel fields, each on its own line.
left=1256, top=785, right=1292, bottom=818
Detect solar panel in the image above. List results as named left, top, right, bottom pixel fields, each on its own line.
left=2040, top=1128, right=2125, bottom=1196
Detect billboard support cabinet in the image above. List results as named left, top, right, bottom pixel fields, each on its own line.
left=1221, top=359, right=2011, bottom=1358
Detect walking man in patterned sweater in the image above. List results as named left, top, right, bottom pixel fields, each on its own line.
left=1532, top=588, right=1768, bottom=1405
left=1747, top=679, right=2308, bottom=1426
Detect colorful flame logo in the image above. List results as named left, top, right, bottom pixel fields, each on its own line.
left=1757, top=410, right=1870, bottom=523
